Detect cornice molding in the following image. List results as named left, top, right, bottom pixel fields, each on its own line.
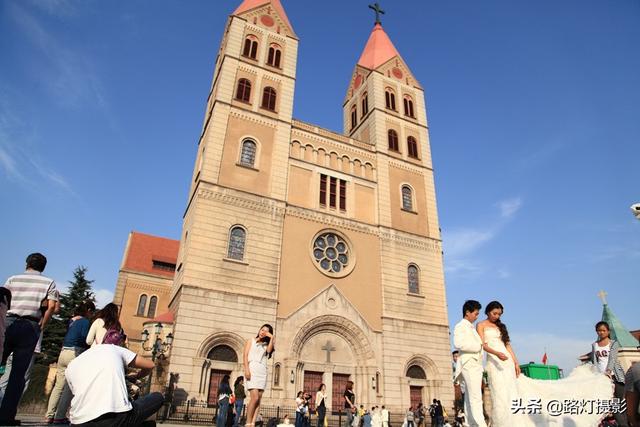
left=228, top=109, right=279, bottom=129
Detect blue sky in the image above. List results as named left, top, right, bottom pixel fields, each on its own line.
left=1, top=0, right=638, bottom=372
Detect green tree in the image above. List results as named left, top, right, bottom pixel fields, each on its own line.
left=38, top=266, right=96, bottom=365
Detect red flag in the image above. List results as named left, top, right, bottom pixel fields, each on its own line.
left=542, top=353, right=548, bottom=365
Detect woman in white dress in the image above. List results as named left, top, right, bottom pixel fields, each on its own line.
left=243, top=324, right=275, bottom=427
left=478, top=301, right=613, bottom=427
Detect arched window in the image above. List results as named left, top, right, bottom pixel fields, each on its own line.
left=406, top=365, right=426, bottom=379
left=388, top=129, right=399, bottom=152
left=273, top=363, right=281, bottom=386
left=402, top=185, right=413, bottom=211
left=350, top=105, right=357, bottom=130
left=385, top=89, right=396, bottom=111
left=240, top=139, right=257, bottom=167
left=403, top=96, right=415, bottom=118
left=227, top=226, right=246, bottom=260
left=261, top=87, right=277, bottom=111
left=267, top=45, right=282, bottom=68
left=147, top=296, right=158, bottom=318
left=242, top=37, right=258, bottom=60
left=236, top=78, right=251, bottom=103
left=361, top=93, right=369, bottom=117
left=407, top=136, right=419, bottom=159
left=408, top=264, right=420, bottom=294
left=207, top=345, right=238, bottom=362
left=136, top=294, right=147, bottom=316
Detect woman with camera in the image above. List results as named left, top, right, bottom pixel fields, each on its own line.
left=243, top=324, right=275, bottom=427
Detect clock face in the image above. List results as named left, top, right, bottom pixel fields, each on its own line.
left=260, top=15, right=275, bottom=27
left=354, top=74, right=363, bottom=89
left=392, top=67, right=403, bottom=79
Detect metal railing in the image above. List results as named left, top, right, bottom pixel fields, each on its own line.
left=159, top=403, right=408, bottom=427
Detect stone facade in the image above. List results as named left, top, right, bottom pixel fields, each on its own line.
left=166, top=0, right=453, bottom=412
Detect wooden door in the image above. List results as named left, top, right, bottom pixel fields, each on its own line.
left=208, top=369, right=231, bottom=406
left=332, top=373, right=350, bottom=412
left=409, top=386, right=423, bottom=410
left=304, top=371, right=323, bottom=411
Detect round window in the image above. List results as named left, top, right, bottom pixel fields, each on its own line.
left=310, top=231, right=356, bottom=277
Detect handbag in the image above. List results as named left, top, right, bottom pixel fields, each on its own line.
left=230, top=394, right=236, bottom=404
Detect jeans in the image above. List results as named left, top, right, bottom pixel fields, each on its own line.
left=70, top=392, right=164, bottom=427
left=316, top=405, right=326, bottom=427
left=234, top=399, right=244, bottom=427
left=0, top=352, right=36, bottom=401
left=296, top=412, right=304, bottom=427
left=346, top=409, right=354, bottom=427
left=217, top=398, right=230, bottom=427
left=0, top=316, right=40, bottom=421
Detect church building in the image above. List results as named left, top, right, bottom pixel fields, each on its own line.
left=166, top=0, right=453, bottom=411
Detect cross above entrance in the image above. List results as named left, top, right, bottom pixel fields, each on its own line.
left=598, top=290, right=608, bottom=305
left=321, top=340, right=336, bottom=363
left=368, top=3, right=385, bottom=25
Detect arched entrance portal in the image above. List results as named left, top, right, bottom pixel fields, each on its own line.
left=290, top=316, right=375, bottom=411
left=404, top=355, right=439, bottom=410
left=196, top=332, right=245, bottom=404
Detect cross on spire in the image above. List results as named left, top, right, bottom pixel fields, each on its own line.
left=321, top=340, right=336, bottom=363
left=597, top=290, right=608, bottom=305
left=368, top=3, right=385, bottom=25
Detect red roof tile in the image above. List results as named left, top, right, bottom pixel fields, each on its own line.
left=233, top=0, right=294, bottom=34
left=122, top=232, right=179, bottom=278
left=150, top=311, right=174, bottom=324
left=358, top=23, right=401, bottom=70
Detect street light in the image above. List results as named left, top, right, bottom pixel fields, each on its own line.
left=631, top=203, right=640, bottom=220
left=141, top=323, right=174, bottom=394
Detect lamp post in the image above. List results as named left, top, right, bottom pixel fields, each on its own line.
left=141, top=322, right=174, bottom=394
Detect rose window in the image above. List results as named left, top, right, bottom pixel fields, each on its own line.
left=313, top=233, right=350, bottom=274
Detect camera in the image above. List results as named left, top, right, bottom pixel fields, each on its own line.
left=631, top=203, right=640, bottom=220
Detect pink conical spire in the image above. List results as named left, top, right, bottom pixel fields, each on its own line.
left=233, top=0, right=294, bottom=33
left=357, top=23, right=401, bottom=70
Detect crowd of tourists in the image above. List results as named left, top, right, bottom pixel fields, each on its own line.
left=2, top=253, right=640, bottom=427
left=0, top=252, right=164, bottom=426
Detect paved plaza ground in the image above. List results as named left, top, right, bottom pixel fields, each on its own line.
left=14, top=414, right=193, bottom=427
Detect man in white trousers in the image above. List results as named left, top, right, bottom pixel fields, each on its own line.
left=453, top=300, right=487, bottom=427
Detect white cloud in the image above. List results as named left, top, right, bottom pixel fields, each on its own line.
left=9, top=2, right=109, bottom=110
left=444, top=258, right=485, bottom=277
left=0, top=100, right=77, bottom=195
left=443, top=196, right=523, bottom=279
left=443, top=229, right=495, bottom=258
left=94, top=288, right=115, bottom=309
left=0, top=147, right=20, bottom=179
left=496, top=197, right=523, bottom=219
left=497, top=268, right=511, bottom=279
left=26, top=0, right=78, bottom=18
left=510, top=332, right=592, bottom=374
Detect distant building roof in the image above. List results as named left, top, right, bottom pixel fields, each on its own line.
left=144, top=311, right=175, bottom=325
left=602, top=303, right=640, bottom=348
left=122, top=232, right=179, bottom=279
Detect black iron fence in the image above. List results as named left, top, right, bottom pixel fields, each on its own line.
left=159, top=403, right=407, bottom=427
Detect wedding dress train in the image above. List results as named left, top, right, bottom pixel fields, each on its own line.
left=484, top=327, right=613, bottom=427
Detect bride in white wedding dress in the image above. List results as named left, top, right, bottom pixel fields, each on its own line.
left=477, top=301, right=614, bottom=427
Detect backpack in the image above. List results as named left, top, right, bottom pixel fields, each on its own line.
left=102, top=327, right=124, bottom=345
left=429, top=406, right=436, bottom=417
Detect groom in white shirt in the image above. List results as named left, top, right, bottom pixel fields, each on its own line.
left=453, top=300, right=487, bottom=427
